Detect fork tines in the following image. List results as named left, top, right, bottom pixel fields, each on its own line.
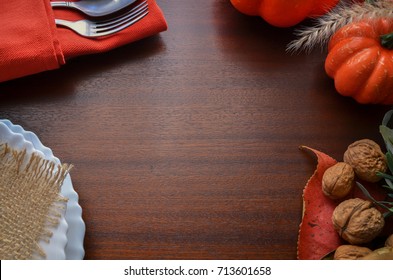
left=94, top=1, right=149, bottom=35
left=55, top=0, right=149, bottom=38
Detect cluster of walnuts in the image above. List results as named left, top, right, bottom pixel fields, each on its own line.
left=321, top=139, right=392, bottom=260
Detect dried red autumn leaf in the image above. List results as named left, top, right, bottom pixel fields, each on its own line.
left=297, top=146, right=343, bottom=260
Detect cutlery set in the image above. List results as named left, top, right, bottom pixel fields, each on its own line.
left=52, top=0, right=148, bottom=37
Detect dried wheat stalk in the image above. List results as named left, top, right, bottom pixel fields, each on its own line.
left=286, top=0, right=393, bottom=54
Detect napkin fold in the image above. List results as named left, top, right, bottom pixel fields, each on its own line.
left=0, top=0, right=167, bottom=82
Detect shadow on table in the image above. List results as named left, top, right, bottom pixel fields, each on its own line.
left=0, top=35, right=166, bottom=103
left=213, top=0, right=306, bottom=70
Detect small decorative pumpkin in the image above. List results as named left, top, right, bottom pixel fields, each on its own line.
left=230, top=0, right=339, bottom=28
left=325, top=19, right=393, bottom=104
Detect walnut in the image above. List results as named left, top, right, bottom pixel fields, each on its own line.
left=334, top=245, right=372, bottom=260
left=343, top=139, right=387, bottom=183
left=385, top=234, right=393, bottom=248
left=361, top=247, right=393, bottom=260
left=332, top=198, right=385, bottom=244
left=322, top=162, right=354, bottom=199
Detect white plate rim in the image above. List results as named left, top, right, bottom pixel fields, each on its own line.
left=0, top=120, right=85, bottom=260
left=0, top=122, right=67, bottom=259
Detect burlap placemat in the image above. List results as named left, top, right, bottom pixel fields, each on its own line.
left=0, top=143, right=72, bottom=260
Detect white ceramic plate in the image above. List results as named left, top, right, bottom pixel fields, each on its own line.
left=0, top=122, right=68, bottom=259
left=0, top=120, right=85, bottom=259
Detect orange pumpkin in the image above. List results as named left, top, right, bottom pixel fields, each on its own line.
left=230, top=0, right=339, bottom=28
left=325, top=19, right=393, bottom=104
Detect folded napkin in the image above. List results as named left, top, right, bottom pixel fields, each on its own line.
left=0, top=143, right=71, bottom=259
left=0, top=0, right=167, bottom=82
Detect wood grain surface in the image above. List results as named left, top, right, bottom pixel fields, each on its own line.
left=0, top=0, right=390, bottom=259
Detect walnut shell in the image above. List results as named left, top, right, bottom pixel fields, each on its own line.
left=322, top=162, right=354, bottom=199
left=343, top=139, right=387, bottom=183
left=361, top=247, right=393, bottom=260
left=334, top=245, right=372, bottom=260
left=332, top=198, right=385, bottom=245
left=385, top=234, right=393, bottom=248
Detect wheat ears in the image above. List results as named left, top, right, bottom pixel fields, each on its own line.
left=286, top=0, right=393, bottom=54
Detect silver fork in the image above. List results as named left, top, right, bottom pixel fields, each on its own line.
left=55, top=1, right=148, bottom=38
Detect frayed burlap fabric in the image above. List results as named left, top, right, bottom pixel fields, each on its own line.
left=0, top=143, right=72, bottom=259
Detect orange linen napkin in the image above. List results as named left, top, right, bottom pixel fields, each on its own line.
left=0, top=1, right=64, bottom=82
left=0, top=0, right=167, bottom=82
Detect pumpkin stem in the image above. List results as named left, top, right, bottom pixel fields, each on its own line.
left=381, top=33, right=393, bottom=50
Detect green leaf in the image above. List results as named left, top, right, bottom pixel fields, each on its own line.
left=356, top=182, right=392, bottom=212
left=380, top=125, right=393, bottom=154
left=380, top=110, right=393, bottom=154
left=384, top=211, right=393, bottom=219
left=382, top=110, right=393, bottom=127
left=382, top=184, right=393, bottom=193
left=386, top=151, right=393, bottom=173
left=378, top=201, right=393, bottom=205
left=383, top=178, right=393, bottom=189
left=377, top=172, right=393, bottom=181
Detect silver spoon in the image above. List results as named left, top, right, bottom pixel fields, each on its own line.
left=51, top=0, right=138, bottom=17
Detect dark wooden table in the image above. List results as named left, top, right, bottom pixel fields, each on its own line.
left=0, top=0, right=389, bottom=259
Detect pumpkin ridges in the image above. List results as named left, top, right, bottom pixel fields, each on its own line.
left=376, top=54, right=393, bottom=104
left=325, top=38, right=377, bottom=78
left=358, top=52, right=393, bottom=104
left=334, top=46, right=381, bottom=101
left=325, top=18, right=393, bottom=104
left=374, top=18, right=393, bottom=40
left=381, top=53, right=393, bottom=104
left=328, top=23, right=377, bottom=52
